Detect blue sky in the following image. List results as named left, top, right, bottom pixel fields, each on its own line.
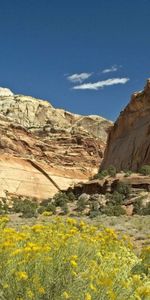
left=0, top=0, right=150, bottom=121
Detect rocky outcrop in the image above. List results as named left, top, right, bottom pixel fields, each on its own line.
left=0, top=88, right=111, bottom=141
left=0, top=89, right=112, bottom=199
left=101, top=80, right=150, bottom=171
left=67, top=174, right=150, bottom=196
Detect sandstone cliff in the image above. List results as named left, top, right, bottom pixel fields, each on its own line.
left=101, top=80, right=150, bottom=171
left=0, top=88, right=112, bottom=199
left=0, top=88, right=110, bottom=141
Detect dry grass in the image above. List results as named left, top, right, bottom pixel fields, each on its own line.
left=7, top=213, right=150, bottom=253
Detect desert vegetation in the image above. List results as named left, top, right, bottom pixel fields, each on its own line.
left=0, top=167, right=149, bottom=299
left=0, top=165, right=150, bottom=219
left=0, top=216, right=149, bottom=299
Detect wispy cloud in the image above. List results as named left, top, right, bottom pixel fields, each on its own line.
left=67, top=72, right=92, bottom=83
left=102, top=65, right=119, bottom=74
left=73, top=78, right=129, bottom=90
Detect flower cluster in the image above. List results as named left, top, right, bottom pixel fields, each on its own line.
left=0, top=216, right=149, bottom=299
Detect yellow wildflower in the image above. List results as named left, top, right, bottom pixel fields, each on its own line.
left=137, top=286, right=150, bottom=297
left=16, top=271, right=28, bottom=281
left=38, top=286, right=45, bottom=294
left=63, top=291, right=70, bottom=299
left=85, top=293, right=92, bottom=300
left=26, top=290, right=34, bottom=299
left=90, top=283, right=97, bottom=292
left=70, top=260, right=77, bottom=268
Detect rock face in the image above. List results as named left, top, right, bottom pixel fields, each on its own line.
left=68, top=174, right=150, bottom=196
left=0, top=89, right=112, bottom=199
left=0, top=91, right=110, bottom=141
left=101, top=80, right=150, bottom=171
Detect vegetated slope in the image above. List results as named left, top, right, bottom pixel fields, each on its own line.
left=0, top=88, right=112, bottom=199
left=101, top=79, right=150, bottom=171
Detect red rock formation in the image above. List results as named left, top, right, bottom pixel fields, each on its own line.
left=101, top=80, right=150, bottom=171
left=0, top=88, right=112, bottom=199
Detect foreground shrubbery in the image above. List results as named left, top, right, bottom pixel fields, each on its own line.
left=0, top=216, right=149, bottom=299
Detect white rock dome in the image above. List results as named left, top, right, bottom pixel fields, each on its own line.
left=0, top=88, right=14, bottom=96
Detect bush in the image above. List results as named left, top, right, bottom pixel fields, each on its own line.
left=67, top=192, right=76, bottom=202
left=21, top=199, right=38, bottom=218
left=77, top=194, right=88, bottom=212
left=0, top=217, right=149, bottom=300
left=12, top=199, right=23, bottom=213
left=89, top=210, right=100, bottom=218
left=45, top=203, right=56, bottom=214
left=38, top=200, right=56, bottom=215
left=0, top=199, right=9, bottom=215
left=38, top=206, right=46, bottom=215
left=101, top=204, right=126, bottom=216
left=107, top=165, right=117, bottom=177
left=92, top=169, right=108, bottom=180
left=141, top=202, right=150, bottom=215
left=53, top=192, right=69, bottom=207
left=133, top=198, right=143, bottom=215
left=90, top=200, right=100, bottom=211
left=61, top=203, right=69, bottom=215
left=109, top=191, right=124, bottom=205
left=13, top=198, right=38, bottom=218
left=139, top=165, right=150, bottom=176
left=115, top=182, right=131, bottom=197
left=124, top=170, right=132, bottom=177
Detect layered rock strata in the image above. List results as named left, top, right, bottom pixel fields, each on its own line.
left=0, top=89, right=112, bottom=199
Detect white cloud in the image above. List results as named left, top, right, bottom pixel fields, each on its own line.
left=102, top=65, right=118, bottom=74
left=73, top=78, right=129, bottom=90
left=67, top=72, right=92, bottom=83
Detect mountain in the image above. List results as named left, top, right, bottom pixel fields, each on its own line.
left=0, top=88, right=112, bottom=200
left=101, top=79, right=150, bottom=171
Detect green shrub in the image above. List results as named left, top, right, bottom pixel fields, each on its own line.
left=133, top=198, right=143, bottom=215
left=77, top=195, right=88, bottom=212
left=21, top=199, right=38, bottom=218
left=139, top=165, right=150, bottom=176
left=124, top=170, right=132, bottom=177
left=110, top=191, right=124, bottom=205
left=61, top=203, right=69, bottom=215
left=89, top=210, right=100, bottom=218
left=53, top=192, right=69, bottom=207
left=38, top=206, right=46, bottom=215
left=0, top=199, right=9, bottom=215
left=46, top=203, right=56, bottom=214
left=90, top=200, right=100, bottom=211
left=101, top=204, right=126, bottom=216
left=67, top=192, right=76, bottom=202
left=12, top=199, right=23, bottom=213
left=107, top=165, right=117, bottom=177
left=115, top=182, right=131, bottom=197
left=13, top=198, right=38, bottom=218
left=92, top=169, right=108, bottom=180
left=141, top=202, right=150, bottom=215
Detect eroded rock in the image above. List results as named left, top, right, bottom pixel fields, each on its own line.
left=101, top=80, right=150, bottom=171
